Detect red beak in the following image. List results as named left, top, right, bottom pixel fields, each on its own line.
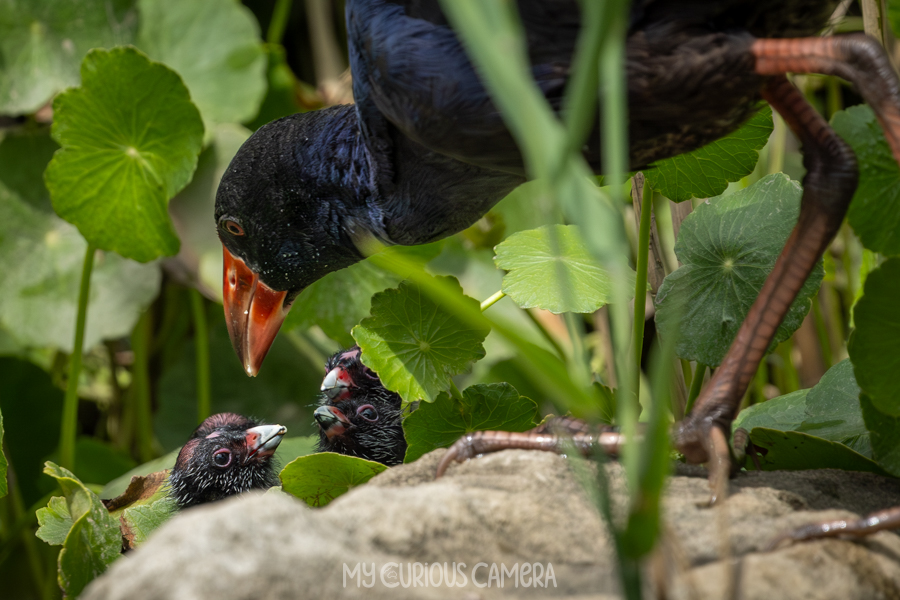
left=222, top=245, right=290, bottom=376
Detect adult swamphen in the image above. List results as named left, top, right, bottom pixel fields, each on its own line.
left=215, top=1, right=900, bottom=500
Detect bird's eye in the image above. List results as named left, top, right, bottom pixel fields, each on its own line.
left=357, top=405, right=378, bottom=422
left=362, top=367, right=379, bottom=380
left=212, top=448, right=232, bottom=468
left=221, top=219, right=245, bottom=236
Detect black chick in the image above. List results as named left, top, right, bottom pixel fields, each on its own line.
left=168, top=413, right=286, bottom=509
left=315, top=347, right=407, bottom=466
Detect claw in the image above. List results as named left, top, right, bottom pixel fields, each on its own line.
left=435, top=434, right=476, bottom=478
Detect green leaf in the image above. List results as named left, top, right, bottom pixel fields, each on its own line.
left=831, top=105, right=900, bottom=256
left=848, top=258, right=900, bottom=416
left=656, top=173, right=822, bottom=366
left=0, top=193, right=161, bottom=351
left=45, top=46, right=204, bottom=262
left=102, top=471, right=176, bottom=549
left=279, top=453, right=387, bottom=507
left=494, top=224, right=635, bottom=313
left=36, top=496, right=74, bottom=546
left=137, top=0, right=266, bottom=129
left=38, top=462, right=122, bottom=597
left=0, top=0, right=137, bottom=114
left=860, top=394, right=900, bottom=477
left=734, top=389, right=809, bottom=433
left=285, top=244, right=443, bottom=346
left=646, top=106, right=773, bottom=202
left=735, top=360, right=870, bottom=457
left=120, top=496, right=177, bottom=547
left=795, top=359, right=868, bottom=456
left=747, top=428, right=889, bottom=475
left=402, top=383, right=540, bottom=463
left=352, top=277, right=490, bottom=403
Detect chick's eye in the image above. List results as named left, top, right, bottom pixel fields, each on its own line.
left=212, top=448, right=232, bottom=468
left=362, top=367, right=379, bottom=380
left=221, top=219, right=244, bottom=236
left=357, top=405, right=378, bottom=422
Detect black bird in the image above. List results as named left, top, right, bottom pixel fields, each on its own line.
left=315, top=346, right=407, bottom=466
left=216, top=1, right=900, bottom=489
left=168, top=413, right=286, bottom=508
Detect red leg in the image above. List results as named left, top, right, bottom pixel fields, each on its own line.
left=678, top=34, right=900, bottom=498
left=766, top=506, right=900, bottom=550
left=435, top=419, right=623, bottom=478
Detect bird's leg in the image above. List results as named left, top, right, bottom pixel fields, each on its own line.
left=766, top=506, right=900, bottom=550
left=675, top=74, right=860, bottom=499
left=677, top=34, right=900, bottom=503
left=752, top=35, right=900, bottom=161
left=435, top=419, right=623, bottom=478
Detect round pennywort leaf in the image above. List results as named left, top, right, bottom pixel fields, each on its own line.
left=403, top=383, right=539, bottom=463
left=656, top=173, right=822, bottom=366
left=45, top=46, right=204, bottom=262
left=494, top=224, right=635, bottom=313
left=646, top=106, right=772, bottom=202
left=831, top=105, right=900, bottom=256
left=352, top=277, right=489, bottom=403
left=849, top=258, right=900, bottom=416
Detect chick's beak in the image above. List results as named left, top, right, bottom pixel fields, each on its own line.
left=321, top=367, right=353, bottom=401
left=314, top=405, right=351, bottom=439
left=245, top=424, right=287, bottom=461
left=223, top=245, right=291, bottom=376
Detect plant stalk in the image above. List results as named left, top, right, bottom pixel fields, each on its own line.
left=480, top=290, right=506, bottom=312
left=189, top=289, right=211, bottom=424
left=631, top=178, right=653, bottom=401
left=59, top=244, right=95, bottom=471
left=266, top=0, right=293, bottom=45
left=685, top=364, right=707, bottom=415
left=131, top=310, right=155, bottom=463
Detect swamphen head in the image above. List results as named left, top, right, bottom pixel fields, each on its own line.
left=215, top=107, right=380, bottom=376
left=169, top=413, right=287, bottom=508
left=315, top=347, right=407, bottom=466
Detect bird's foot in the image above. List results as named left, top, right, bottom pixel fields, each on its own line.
left=674, top=415, right=752, bottom=507
left=765, top=506, right=900, bottom=551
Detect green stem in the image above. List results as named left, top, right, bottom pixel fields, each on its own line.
left=768, top=112, right=787, bottom=174
left=131, top=311, right=155, bottom=463
left=189, top=289, right=211, bottom=424
left=811, top=294, right=833, bottom=371
left=449, top=379, right=464, bottom=402
left=685, top=364, right=707, bottom=415
left=631, top=178, right=653, bottom=400
left=480, top=290, right=506, bottom=312
left=60, top=244, right=95, bottom=471
left=266, top=0, right=293, bottom=45
left=522, top=308, right=567, bottom=362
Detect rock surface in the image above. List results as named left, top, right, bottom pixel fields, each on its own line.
left=84, top=449, right=900, bottom=599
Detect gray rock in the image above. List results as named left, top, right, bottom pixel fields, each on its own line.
left=84, top=449, right=900, bottom=599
